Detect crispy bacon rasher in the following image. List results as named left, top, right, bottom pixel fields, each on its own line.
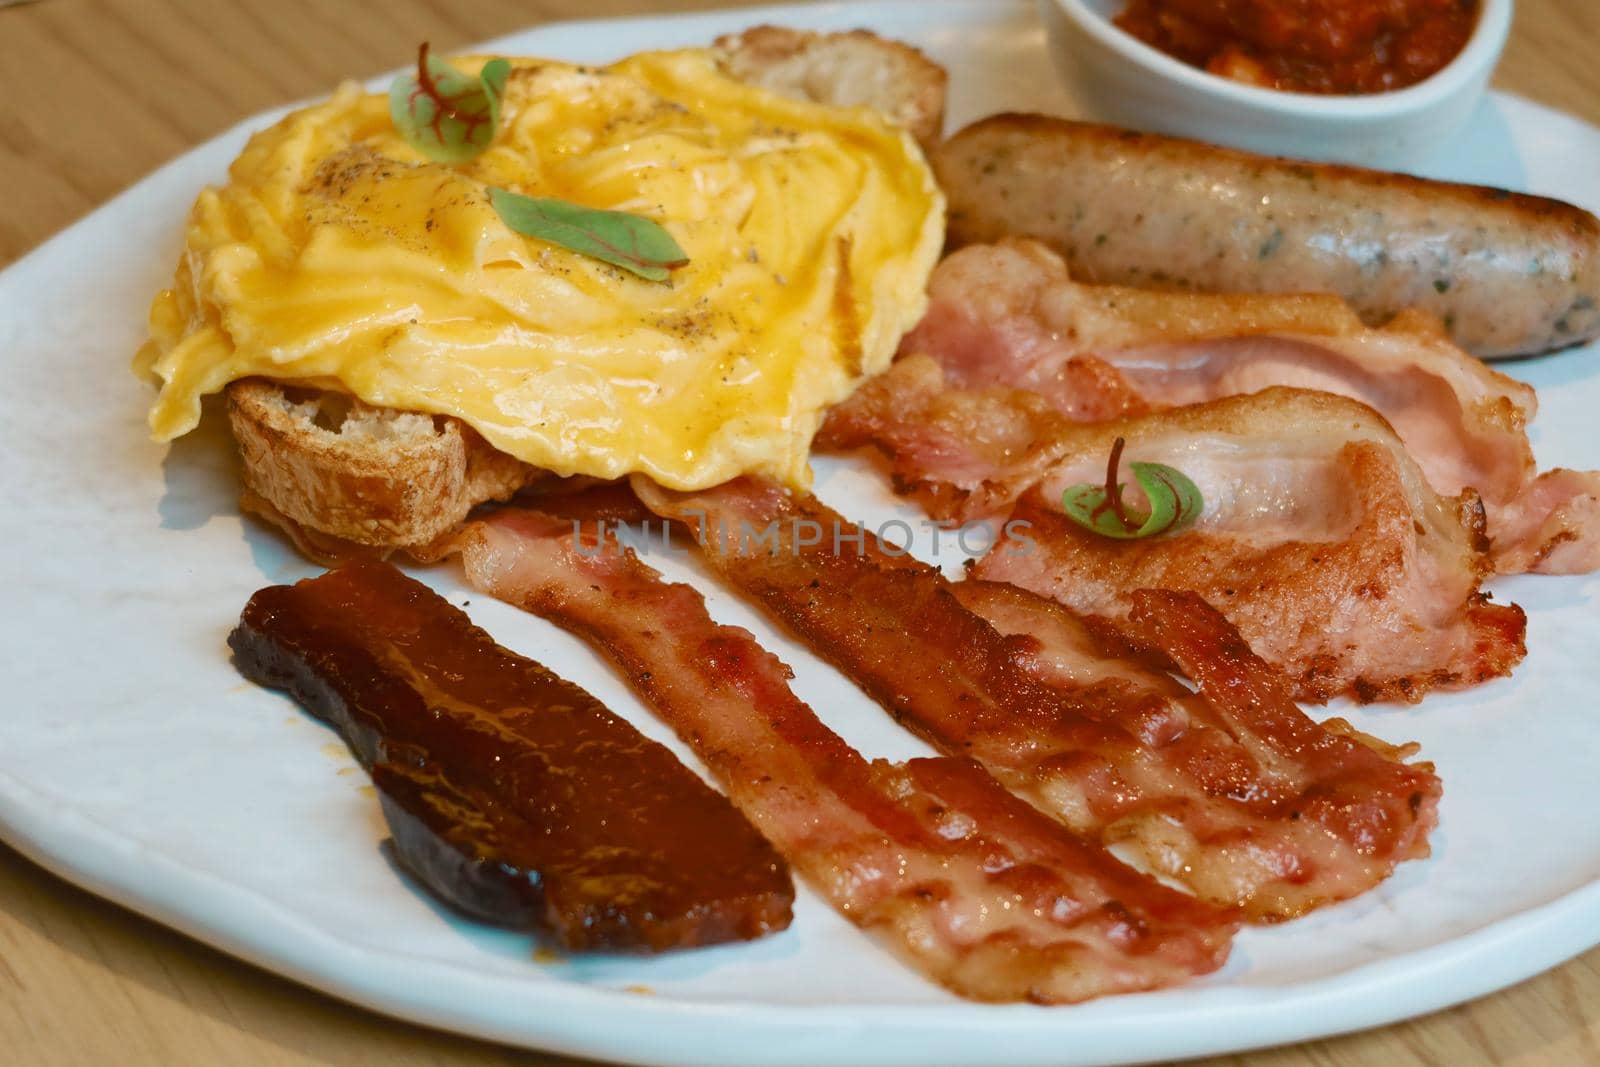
left=826, top=360, right=1528, bottom=703
left=634, top=478, right=1442, bottom=920
left=454, top=507, right=1237, bottom=1003
left=894, top=239, right=1600, bottom=575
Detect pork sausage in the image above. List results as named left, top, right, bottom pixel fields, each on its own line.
left=934, top=114, right=1600, bottom=359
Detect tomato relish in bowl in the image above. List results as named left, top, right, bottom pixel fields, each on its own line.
left=1114, top=0, right=1480, bottom=95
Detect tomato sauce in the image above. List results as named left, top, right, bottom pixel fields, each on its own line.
left=1114, top=0, right=1480, bottom=95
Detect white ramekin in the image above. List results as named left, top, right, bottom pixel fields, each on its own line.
left=1042, top=0, right=1513, bottom=165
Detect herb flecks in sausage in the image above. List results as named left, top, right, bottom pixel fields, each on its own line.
left=935, top=115, right=1600, bottom=358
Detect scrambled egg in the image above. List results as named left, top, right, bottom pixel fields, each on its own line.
left=136, top=49, right=944, bottom=489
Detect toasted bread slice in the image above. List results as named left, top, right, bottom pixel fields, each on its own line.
left=714, top=26, right=946, bottom=149
left=228, top=380, right=543, bottom=563
left=226, top=29, right=945, bottom=560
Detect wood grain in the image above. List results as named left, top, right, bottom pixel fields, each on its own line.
left=2, top=1, right=1597, bottom=1064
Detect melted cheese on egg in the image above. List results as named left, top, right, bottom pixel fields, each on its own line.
left=136, top=49, right=945, bottom=488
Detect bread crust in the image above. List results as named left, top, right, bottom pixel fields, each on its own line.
left=227, top=380, right=542, bottom=559
left=714, top=25, right=946, bottom=149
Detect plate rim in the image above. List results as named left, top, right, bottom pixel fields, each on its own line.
left=6, top=754, right=1600, bottom=1066
left=3, top=2, right=1599, bottom=1065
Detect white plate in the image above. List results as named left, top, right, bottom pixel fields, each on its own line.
left=2, top=3, right=1598, bottom=1065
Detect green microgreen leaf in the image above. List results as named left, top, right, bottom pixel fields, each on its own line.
left=487, top=187, right=690, bottom=283
left=389, top=43, right=510, bottom=163
left=1061, top=437, right=1203, bottom=540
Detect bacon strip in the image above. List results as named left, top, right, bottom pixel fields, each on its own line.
left=454, top=507, right=1236, bottom=1003
left=894, top=239, right=1600, bottom=575
left=634, top=478, right=1442, bottom=920
left=1489, top=468, right=1600, bottom=575
left=819, top=354, right=1083, bottom=523
left=825, top=363, right=1527, bottom=704
left=956, top=581, right=1440, bottom=883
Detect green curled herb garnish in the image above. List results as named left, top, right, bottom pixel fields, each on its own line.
left=1062, top=437, right=1203, bottom=540
left=389, top=43, right=510, bottom=163
left=487, top=188, right=690, bottom=283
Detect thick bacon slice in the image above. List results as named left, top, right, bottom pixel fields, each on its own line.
left=819, top=354, right=1080, bottom=523
left=634, top=478, right=1442, bottom=920
left=454, top=507, right=1236, bottom=1003
left=953, top=580, right=1440, bottom=898
left=895, top=239, right=1600, bottom=575
left=1489, top=468, right=1600, bottom=575
left=825, top=363, right=1526, bottom=702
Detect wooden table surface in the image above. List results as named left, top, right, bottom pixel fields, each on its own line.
left=2, top=1, right=1597, bottom=1064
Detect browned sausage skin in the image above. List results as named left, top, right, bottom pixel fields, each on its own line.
left=934, top=114, right=1600, bottom=359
